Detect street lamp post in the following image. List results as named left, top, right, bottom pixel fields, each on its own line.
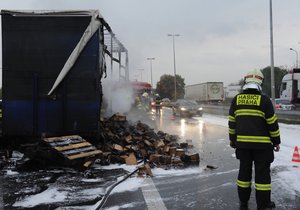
left=168, top=34, right=180, bottom=100
left=147, top=58, right=155, bottom=88
left=137, top=68, right=144, bottom=81
left=269, top=0, right=275, bottom=107
left=134, top=74, right=139, bottom=81
left=290, top=48, right=299, bottom=68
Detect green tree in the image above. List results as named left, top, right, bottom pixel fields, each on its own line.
left=156, top=74, right=185, bottom=100
left=261, top=66, right=288, bottom=98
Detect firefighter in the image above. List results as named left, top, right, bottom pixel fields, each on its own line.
left=135, top=95, right=142, bottom=109
left=141, top=91, right=150, bottom=111
left=154, top=94, right=161, bottom=115
left=228, top=69, right=281, bottom=210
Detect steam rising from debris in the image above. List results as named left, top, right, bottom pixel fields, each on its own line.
left=102, top=80, right=135, bottom=116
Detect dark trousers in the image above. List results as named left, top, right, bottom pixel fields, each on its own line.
left=236, top=149, right=274, bottom=207
left=155, top=105, right=160, bottom=114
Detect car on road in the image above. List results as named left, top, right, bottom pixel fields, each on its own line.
left=149, top=98, right=156, bottom=108
left=172, top=99, right=203, bottom=117
left=160, top=98, right=171, bottom=107
left=275, top=98, right=296, bottom=110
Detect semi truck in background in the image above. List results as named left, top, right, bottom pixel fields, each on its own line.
left=280, top=68, right=300, bottom=104
left=185, top=82, right=225, bottom=103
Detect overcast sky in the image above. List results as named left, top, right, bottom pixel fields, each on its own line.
left=1, top=0, right=300, bottom=87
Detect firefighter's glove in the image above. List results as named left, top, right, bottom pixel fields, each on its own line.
left=230, top=141, right=236, bottom=149
left=273, top=144, right=280, bottom=152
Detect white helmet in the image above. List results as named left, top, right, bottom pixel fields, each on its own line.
left=142, top=92, right=149, bottom=97
left=244, top=69, right=264, bottom=85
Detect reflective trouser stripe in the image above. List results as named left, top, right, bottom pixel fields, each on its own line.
left=237, top=180, right=251, bottom=188
left=255, top=183, right=271, bottom=191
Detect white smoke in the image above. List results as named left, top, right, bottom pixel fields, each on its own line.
left=102, top=79, right=135, bottom=116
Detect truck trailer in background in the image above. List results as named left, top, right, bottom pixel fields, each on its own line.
left=185, top=82, right=225, bottom=103
left=225, top=85, right=241, bottom=99
left=280, top=68, right=300, bottom=104
left=1, top=10, right=127, bottom=143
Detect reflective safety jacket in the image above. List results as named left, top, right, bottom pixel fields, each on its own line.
left=228, top=89, right=281, bottom=149
left=155, top=97, right=161, bottom=107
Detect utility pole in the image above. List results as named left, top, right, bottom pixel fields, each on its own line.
left=137, top=68, right=144, bottom=81
left=147, top=57, right=155, bottom=88
left=290, top=48, right=299, bottom=68
left=168, top=34, right=180, bottom=100
left=269, top=0, right=275, bottom=107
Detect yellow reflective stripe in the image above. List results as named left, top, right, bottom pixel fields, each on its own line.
left=237, top=180, right=251, bottom=188
left=229, top=128, right=235, bottom=134
left=229, top=115, right=235, bottom=122
left=269, top=129, right=280, bottom=137
left=237, top=135, right=271, bottom=143
left=266, top=114, right=277, bottom=124
left=255, top=183, right=271, bottom=191
left=234, top=109, right=265, bottom=118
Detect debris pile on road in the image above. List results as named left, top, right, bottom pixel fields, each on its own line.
left=1, top=113, right=199, bottom=172
left=98, top=113, right=200, bottom=172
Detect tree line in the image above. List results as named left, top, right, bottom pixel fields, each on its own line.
left=155, top=66, right=288, bottom=101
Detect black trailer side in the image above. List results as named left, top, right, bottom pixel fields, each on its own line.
left=1, top=10, right=107, bottom=143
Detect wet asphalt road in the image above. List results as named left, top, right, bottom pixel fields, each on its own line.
left=1, top=107, right=299, bottom=209
left=104, top=107, right=242, bottom=210
left=103, top=107, right=300, bottom=210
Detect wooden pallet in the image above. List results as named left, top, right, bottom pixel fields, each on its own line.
left=42, top=135, right=102, bottom=164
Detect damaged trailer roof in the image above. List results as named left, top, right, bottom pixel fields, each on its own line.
left=1, top=10, right=105, bottom=16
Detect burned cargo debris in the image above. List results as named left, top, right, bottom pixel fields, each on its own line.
left=8, top=113, right=199, bottom=171
left=98, top=113, right=200, bottom=169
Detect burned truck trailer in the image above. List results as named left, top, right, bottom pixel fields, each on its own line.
left=1, top=10, right=118, bottom=143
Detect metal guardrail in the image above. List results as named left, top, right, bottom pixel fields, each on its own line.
left=202, top=105, right=300, bottom=124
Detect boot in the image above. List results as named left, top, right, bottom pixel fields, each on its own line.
left=239, top=201, right=249, bottom=210
left=257, top=201, right=276, bottom=210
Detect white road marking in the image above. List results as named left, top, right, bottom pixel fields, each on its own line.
left=141, top=178, right=167, bottom=210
